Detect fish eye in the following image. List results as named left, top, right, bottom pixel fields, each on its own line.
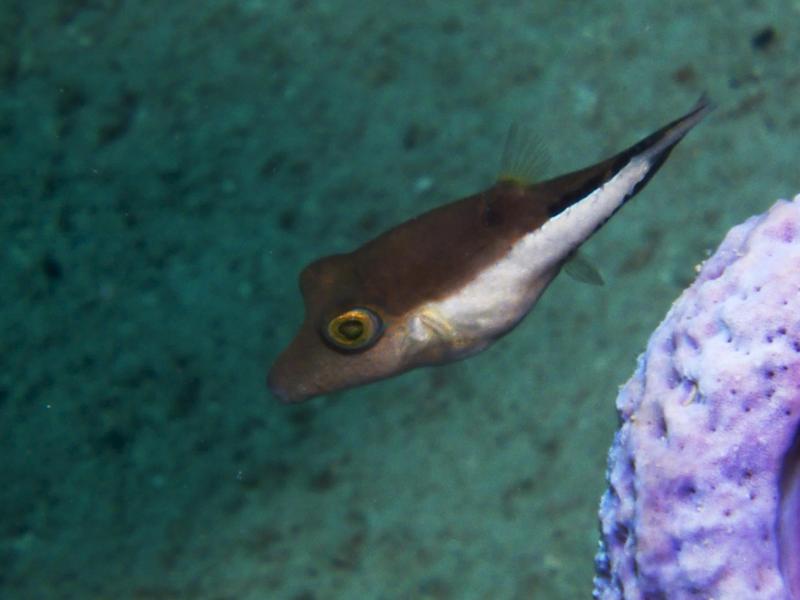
left=322, top=307, right=383, bottom=352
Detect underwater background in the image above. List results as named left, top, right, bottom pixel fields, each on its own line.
left=2, top=1, right=799, bottom=598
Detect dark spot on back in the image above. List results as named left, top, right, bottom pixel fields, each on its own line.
left=482, top=203, right=503, bottom=227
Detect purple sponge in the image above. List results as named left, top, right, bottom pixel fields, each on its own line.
left=594, top=196, right=800, bottom=600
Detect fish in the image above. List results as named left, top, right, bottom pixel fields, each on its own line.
left=268, top=97, right=712, bottom=403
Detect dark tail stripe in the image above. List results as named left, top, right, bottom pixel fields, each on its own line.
left=546, top=97, right=712, bottom=219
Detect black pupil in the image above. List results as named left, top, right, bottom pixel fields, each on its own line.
left=338, top=319, right=364, bottom=341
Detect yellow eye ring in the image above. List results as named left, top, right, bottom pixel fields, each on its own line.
left=323, top=307, right=382, bottom=352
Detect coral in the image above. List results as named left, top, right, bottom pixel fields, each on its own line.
left=594, top=195, right=800, bottom=600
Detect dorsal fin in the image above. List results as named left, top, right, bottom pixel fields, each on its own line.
left=497, top=123, right=551, bottom=186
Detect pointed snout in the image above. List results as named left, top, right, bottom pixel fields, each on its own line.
left=268, top=331, right=322, bottom=403
left=267, top=366, right=307, bottom=403
left=268, top=322, right=366, bottom=404
left=268, top=318, right=410, bottom=403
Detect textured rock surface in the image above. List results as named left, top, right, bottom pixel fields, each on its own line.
left=594, top=196, right=800, bottom=600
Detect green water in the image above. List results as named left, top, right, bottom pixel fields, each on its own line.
left=1, top=1, right=796, bottom=598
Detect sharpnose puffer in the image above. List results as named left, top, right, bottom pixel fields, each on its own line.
left=269, top=98, right=712, bottom=402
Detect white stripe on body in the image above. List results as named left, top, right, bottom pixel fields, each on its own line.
left=409, top=156, right=652, bottom=349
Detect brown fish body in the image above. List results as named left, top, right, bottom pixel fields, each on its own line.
left=344, top=182, right=550, bottom=319
left=270, top=99, right=712, bottom=402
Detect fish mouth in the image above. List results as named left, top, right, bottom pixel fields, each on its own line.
left=779, top=424, right=800, bottom=597
left=266, top=372, right=303, bottom=403
left=266, top=368, right=293, bottom=403
left=267, top=358, right=317, bottom=403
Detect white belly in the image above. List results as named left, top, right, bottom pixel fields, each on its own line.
left=409, top=156, right=652, bottom=348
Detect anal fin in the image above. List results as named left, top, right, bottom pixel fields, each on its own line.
left=564, top=250, right=604, bottom=285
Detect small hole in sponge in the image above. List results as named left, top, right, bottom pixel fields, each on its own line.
left=676, top=479, right=697, bottom=498
left=613, top=523, right=629, bottom=544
